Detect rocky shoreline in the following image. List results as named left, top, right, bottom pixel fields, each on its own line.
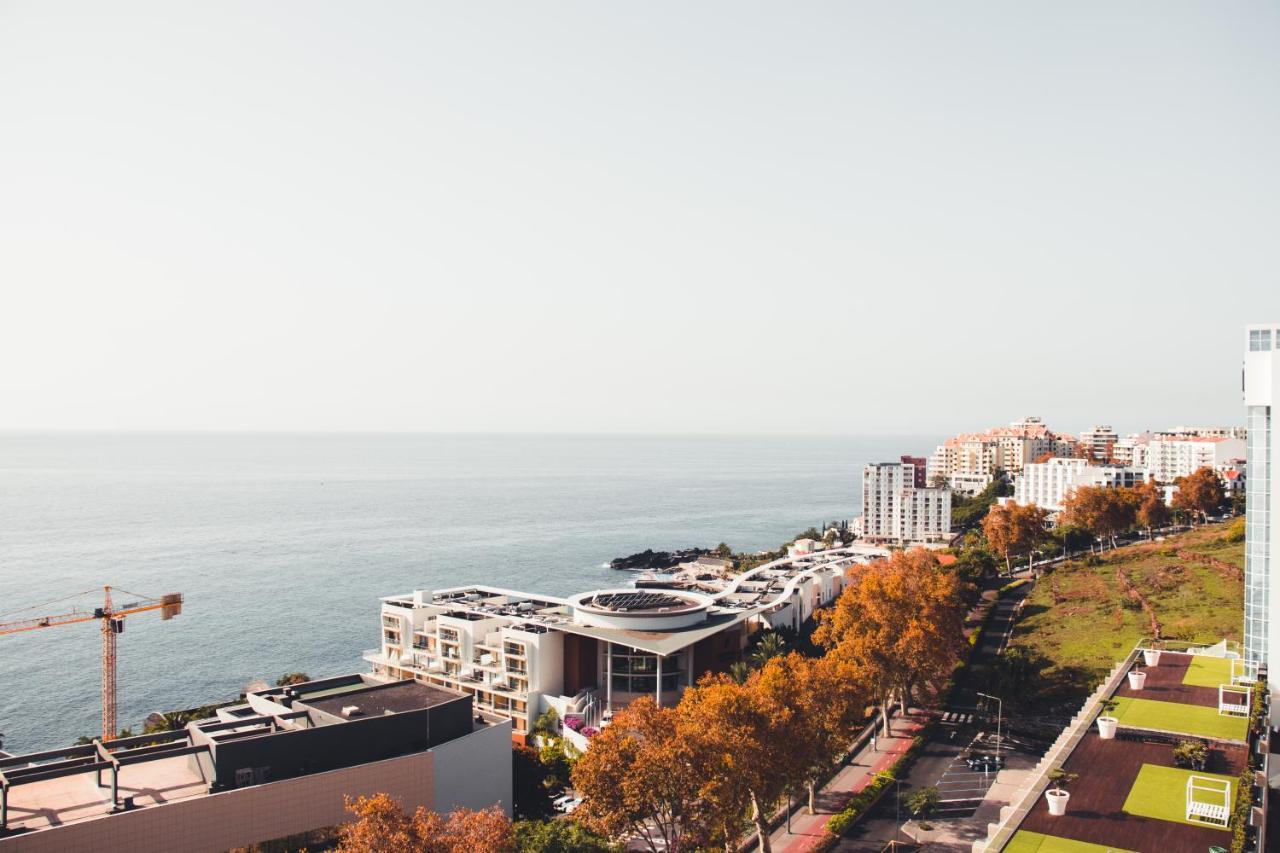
left=609, top=547, right=712, bottom=572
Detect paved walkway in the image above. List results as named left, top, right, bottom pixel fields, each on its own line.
left=757, top=712, right=927, bottom=853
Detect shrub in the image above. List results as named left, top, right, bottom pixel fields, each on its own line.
left=1222, top=517, right=1246, bottom=543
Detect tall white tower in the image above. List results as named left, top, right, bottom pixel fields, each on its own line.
left=1243, top=324, right=1280, bottom=682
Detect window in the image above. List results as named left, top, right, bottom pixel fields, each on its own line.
left=1249, top=329, right=1273, bottom=351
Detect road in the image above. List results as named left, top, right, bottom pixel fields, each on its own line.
left=833, top=576, right=1038, bottom=851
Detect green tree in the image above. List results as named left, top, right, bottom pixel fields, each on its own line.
left=748, top=631, right=786, bottom=667
left=514, top=819, right=619, bottom=852
left=538, top=739, right=573, bottom=792
left=513, top=745, right=555, bottom=818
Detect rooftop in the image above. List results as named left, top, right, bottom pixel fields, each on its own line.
left=298, top=678, right=462, bottom=718
left=0, top=674, right=489, bottom=838
left=987, top=646, right=1266, bottom=852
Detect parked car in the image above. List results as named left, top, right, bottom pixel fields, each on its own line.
left=551, top=794, right=575, bottom=813
left=966, top=753, right=1004, bottom=772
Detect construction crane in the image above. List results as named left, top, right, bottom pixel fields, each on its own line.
left=0, top=586, right=183, bottom=741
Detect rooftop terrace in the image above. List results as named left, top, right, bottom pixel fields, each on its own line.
left=982, top=645, right=1270, bottom=853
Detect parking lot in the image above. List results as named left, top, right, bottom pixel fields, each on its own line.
left=932, top=733, right=1005, bottom=816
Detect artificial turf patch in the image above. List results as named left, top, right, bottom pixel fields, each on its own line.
left=1006, top=830, right=1137, bottom=852
left=1121, top=763, right=1233, bottom=829
left=1181, top=655, right=1235, bottom=688
left=1110, top=695, right=1248, bottom=741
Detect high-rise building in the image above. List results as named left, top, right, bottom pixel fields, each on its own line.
left=1244, top=324, right=1278, bottom=679
left=862, top=460, right=951, bottom=543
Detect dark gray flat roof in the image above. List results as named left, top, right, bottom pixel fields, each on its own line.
left=304, top=680, right=462, bottom=717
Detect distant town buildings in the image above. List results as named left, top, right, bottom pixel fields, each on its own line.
left=927, top=416, right=1076, bottom=495
left=861, top=460, right=952, bottom=544
left=1078, top=424, right=1119, bottom=461
left=1145, top=434, right=1246, bottom=484
left=1243, top=323, right=1278, bottom=678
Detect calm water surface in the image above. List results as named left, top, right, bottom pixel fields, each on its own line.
left=0, top=432, right=935, bottom=751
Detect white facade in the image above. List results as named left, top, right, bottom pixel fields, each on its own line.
left=365, top=545, right=883, bottom=740
left=1014, top=457, right=1089, bottom=512
left=862, top=461, right=951, bottom=543
left=1013, top=458, right=1149, bottom=513
left=1243, top=324, right=1279, bottom=680
left=1146, top=435, right=1246, bottom=483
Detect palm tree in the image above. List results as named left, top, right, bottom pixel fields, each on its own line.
left=748, top=631, right=786, bottom=668
left=729, top=661, right=752, bottom=684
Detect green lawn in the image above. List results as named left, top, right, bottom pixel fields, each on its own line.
left=1181, top=655, right=1235, bottom=688
left=1110, top=695, right=1247, bottom=741
left=1006, top=523, right=1243, bottom=703
left=1006, top=830, right=1137, bottom=852
left=1121, top=763, right=1233, bottom=830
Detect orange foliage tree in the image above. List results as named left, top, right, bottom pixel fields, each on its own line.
left=813, top=549, right=965, bottom=735
left=335, top=794, right=513, bottom=853
left=1172, top=467, right=1225, bottom=524
left=1133, top=479, right=1171, bottom=537
left=1060, top=485, right=1136, bottom=547
left=982, top=501, right=1050, bottom=572
left=571, top=697, right=709, bottom=853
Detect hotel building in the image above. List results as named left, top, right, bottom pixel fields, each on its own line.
left=364, top=544, right=887, bottom=744
left=1244, top=323, right=1279, bottom=681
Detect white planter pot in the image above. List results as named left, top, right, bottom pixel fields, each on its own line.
left=1045, top=789, right=1069, bottom=816
left=1128, top=670, right=1147, bottom=690
left=1143, top=649, right=1161, bottom=667
left=1096, top=716, right=1118, bottom=739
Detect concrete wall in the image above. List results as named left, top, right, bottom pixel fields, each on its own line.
left=430, top=718, right=513, bottom=816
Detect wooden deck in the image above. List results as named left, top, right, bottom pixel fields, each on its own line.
left=1114, top=653, right=1219, bottom=709
left=1020, top=731, right=1244, bottom=851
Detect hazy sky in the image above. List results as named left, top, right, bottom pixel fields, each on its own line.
left=2, top=2, right=1277, bottom=435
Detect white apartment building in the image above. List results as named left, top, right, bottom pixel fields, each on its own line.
left=1244, top=324, right=1278, bottom=683
left=862, top=461, right=951, bottom=543
left=1013, top=457, right=1149, bottom=513
left=364, top=544, right=886, bottom=744
left=1145, top=434, right=1246, bottom=483
left=1111, top=432, right=1152, bottom=467
left=1079, top=425, right=1119, bottom=460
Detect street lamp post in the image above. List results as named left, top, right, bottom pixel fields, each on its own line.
left=875, top=772, right=903, bottom=845
left=976, top=692, right=1003, bottom=764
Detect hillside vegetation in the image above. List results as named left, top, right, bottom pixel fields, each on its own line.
left=1008, top=522, right=1243, bottom=703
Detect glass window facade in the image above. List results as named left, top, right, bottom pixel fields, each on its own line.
left=1245, top=404, right=1271, bottom=665
left=608, top=649, right=681, bottom=694
left=1249, top=329, right=1273, bottom=351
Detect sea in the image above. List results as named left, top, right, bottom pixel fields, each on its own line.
left=0, top=432, right=938, bottom=752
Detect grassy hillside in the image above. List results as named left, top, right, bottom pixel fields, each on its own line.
left=1008, top=522, right=1244, bottom=703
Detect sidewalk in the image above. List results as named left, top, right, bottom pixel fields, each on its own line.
left=758, top=712, right=927, bottom=853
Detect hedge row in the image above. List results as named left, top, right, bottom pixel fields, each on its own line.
left=825, top=730, right=930, bottom=837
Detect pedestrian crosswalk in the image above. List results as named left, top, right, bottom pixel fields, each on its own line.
left=939, top=710, right=974, bottom=725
